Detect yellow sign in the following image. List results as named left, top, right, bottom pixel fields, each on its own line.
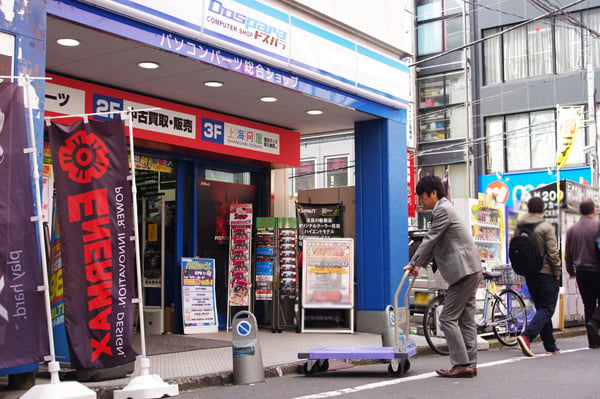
left=556, top=106, right=584, bottom=170
left=147, top=223, right=158, bottom=242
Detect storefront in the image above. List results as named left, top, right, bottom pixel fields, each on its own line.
left=43, top=73, right=301, bottom=332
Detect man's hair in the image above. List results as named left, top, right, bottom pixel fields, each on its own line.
left=415, top=175, right=446, bottom=199
left=579, top=199, right=596, bottom=216
left=527, top=197, right=545, bottom=213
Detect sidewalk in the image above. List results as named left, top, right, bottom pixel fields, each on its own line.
left=1, top=326, right=586, bottom=399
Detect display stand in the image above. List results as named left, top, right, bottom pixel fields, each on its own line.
left=141, top=194, right=166, bottom=335
left=273, top=217, right=300, bottom=333
left=255, top=217, right=276, bottom=328
left=226, top=204, right=253, bottom=330
left=182, top=258, right=219, bottom=334
left=301, top=238, right=354, bottom=333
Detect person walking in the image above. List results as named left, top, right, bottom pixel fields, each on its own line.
left=515, top=196, right=562, bottom=356
left=564, top=199, right=600, bottom=348
left=404, top=175, right=482, bottom=378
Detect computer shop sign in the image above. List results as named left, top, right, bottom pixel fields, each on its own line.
left=479, top=167, right=591, bottom=209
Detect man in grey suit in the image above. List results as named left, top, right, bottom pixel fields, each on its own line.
left=404, top=175, right=482, bottom=378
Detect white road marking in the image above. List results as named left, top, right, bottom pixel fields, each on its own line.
left=293, top=347, right=588, bottom=399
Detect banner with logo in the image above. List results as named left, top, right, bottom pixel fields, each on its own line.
left=49, top=117, right=136, bottom=370
left=0, top=83, right=48, bottom=369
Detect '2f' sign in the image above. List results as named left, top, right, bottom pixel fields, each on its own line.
left=202, top=118, right=225, bottom=144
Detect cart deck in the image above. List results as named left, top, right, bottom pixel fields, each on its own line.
left=298, top=344, right=417, bottom=361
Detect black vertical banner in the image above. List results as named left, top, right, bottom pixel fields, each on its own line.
left=49, top=118, right=136, bottom=370
left=0, top=83, right=48, bottom=368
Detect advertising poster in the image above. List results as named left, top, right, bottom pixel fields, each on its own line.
left=302, top=238, right=354, bottom=309
left=181, top=258, right=218, bottom=334
left=0, top=83, right=48, bottom=369
left=49, top=118, right=136, bottom=371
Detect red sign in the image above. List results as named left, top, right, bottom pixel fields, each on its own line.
left=407, top=150, right=416, bottom=217
left=45, top=73, right=300, bottom=167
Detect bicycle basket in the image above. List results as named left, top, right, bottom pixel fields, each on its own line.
left=492, top=265, right=525, bottom=285
left=427, top=266, right=448, bottom=290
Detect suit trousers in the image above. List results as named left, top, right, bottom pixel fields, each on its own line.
left=439, top=271, right=482, bottom=366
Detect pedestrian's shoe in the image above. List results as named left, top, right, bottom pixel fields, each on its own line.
left=589, top=343, right=600, bottom=349
left=517, top=335, right=535, bottom=357
left=585, top=322, right=600, bottom=346
left=435, top=365, right=476, bottom=378
left=544, top=348, right=560, bottom=355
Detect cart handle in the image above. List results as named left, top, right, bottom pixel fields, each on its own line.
left=393, top=270, right=416, bottom=345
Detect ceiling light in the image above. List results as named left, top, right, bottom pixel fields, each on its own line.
left=204, top=81, right=224, bottom=88
left=306, top=109, right=323, bottom=115
left=137, top=61, right=160, bottom=69
left=56, top=38, right=80, bottom=47
left=260, top=96, right=278, bottom=103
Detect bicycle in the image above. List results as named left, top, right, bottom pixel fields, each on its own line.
left=422, top=266, right=528, bottom=356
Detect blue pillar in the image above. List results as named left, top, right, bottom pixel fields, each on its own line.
left=354, top=116, right=408, bottom=330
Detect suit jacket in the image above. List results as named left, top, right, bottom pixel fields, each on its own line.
left=410, top=197, right=482, bottom=285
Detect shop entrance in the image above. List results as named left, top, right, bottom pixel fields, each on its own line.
left=134, top=157, right=177, bottom=333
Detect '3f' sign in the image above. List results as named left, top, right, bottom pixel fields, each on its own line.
left=201, top=118, right=225, bottom=144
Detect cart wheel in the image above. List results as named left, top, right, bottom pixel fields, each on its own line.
left=303, top=362, right=316, bottom=375
left=403, top=359, right=411, bottom=373
left=388, top=362, right=404, bottom=377
left=317, top=359, right=329, bottom=372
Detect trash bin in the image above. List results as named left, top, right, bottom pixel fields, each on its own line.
left=231, top=311, right=265, bottom=385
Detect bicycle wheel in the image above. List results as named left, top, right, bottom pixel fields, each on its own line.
left=423, top=294, right=449, bottom=356
left=491, top=289, right=527, bottom=347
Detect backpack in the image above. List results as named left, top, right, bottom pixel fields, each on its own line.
left=509, top=221, right=544, bottom=277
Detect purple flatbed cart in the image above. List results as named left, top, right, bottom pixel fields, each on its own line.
left=298, top=271, right=417, bottom=377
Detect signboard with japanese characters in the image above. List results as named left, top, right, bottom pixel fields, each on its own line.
left=181, top=257, right=218, bottom=334
left=301, top=238, right=354, bottom=310
left=44, top=73, right=299, bottom=167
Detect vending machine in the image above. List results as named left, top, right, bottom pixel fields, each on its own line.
left=453, top=195, right=506, bottom=269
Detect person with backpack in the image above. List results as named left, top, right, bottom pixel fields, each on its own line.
left=404, top=175, right=482, bottom=378
left=564, top=199, right=600, bottom=348
left=514, top=196, right=562, bottom=356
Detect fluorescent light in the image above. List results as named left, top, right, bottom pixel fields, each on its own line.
left=137, top=61, right=160, bottom=69
left=260, top=96, right=278, bottom=103
left=204, top=81, right=224, bottom=88
left=306, top=109, right=323, bottom=115
left=56, top=38, right=80, bottom=47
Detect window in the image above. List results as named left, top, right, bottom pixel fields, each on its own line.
left=416, top=0, right=463, bottom=56
left=555, top=17, right=583, bottom=73
left=483, top=29, right=502, bottom=85
left=485, top=117, right=504, bottom=174
left=417, top=71, right=466, bottom=142
left=483, top=8, right=600, bottom=84
left=325, top=156, right=348, bottom=188
left=485, top=108, right=588, bottom=173
left=583, top=8, right=600, bottom=68
left=294, top=159, right=316, bottom=192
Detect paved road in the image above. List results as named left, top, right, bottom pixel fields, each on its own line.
left=177, top=334, right=598, bottom=399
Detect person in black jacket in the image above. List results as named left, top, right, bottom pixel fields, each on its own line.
left=565, top=199, right=600, bottom=348
left=515, top=197, right=561, bottom=356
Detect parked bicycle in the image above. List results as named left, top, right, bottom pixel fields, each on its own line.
left=422, top=266, right=528, bottom=356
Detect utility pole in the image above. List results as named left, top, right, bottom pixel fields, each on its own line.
left=463, top=0, right=472, bottom=197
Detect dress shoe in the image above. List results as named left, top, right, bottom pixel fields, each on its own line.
left=436, top=365, right=476, bottom=378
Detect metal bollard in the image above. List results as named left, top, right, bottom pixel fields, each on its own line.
left=231, top=311, right=265, bottom=385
